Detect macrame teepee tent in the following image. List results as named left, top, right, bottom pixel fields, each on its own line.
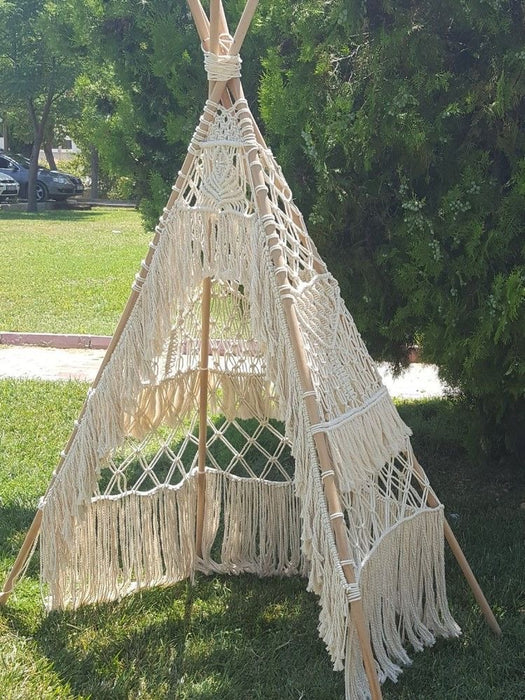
left=1, top=1, right=501, bottom=697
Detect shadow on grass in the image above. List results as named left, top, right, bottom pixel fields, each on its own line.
left=0, top=209, right=121, bottom=223
left=26, top=566, right=524, bottom=699
left=1, top=398, right=523, bottom=698
left=0, top=501, right=39, bottom=567
left=28, top=574, right=343, bottom=700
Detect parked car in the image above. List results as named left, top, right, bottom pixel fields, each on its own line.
left=0, top=172, right=20, bottom=202
left=0, top=152, right=81, bottom=202
left=59, top=171, right=84, bottom=196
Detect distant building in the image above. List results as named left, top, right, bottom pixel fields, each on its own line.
left=40, top=138, right=80, bottom=164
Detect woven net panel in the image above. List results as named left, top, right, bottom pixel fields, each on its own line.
left=341, top=447, right=436, bottom=569
left=259, top=146, right=325, bottom=284
left=186, top=102, right=254, bottom=217
left=100, top=276, right=291, bottom=499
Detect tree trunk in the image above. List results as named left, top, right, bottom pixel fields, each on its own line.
left=2, top=118, right=8, bottom=152
left=27, top=137, right=43, bottom=213
left=90, top=146, right=99, bottom=200
left=27, top=95, right=53, bottom=213
left=43, top=141, right=57, bottom=171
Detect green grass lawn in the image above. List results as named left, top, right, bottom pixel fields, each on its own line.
left=0, top=209, right=150, bottom=335
left=0, top=382, right=523, bottom=699
left=0, top=209, right=523, bottom=697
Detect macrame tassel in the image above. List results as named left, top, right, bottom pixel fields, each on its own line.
left=314, top=526, right=351, bottom=671
left=344, top=640, right=373, bottom=700
left=198, top=470, right=305, bottom=577
left=344, top=509, right=460, bottom=698
left=313, top=391, right=412, bottom=492
left=125, top=371, right=281, bottom=440
left=124, top=370, right=200, bottom=439
left=211, top=372, right=281, bottom=421
left=41, top=479, right=197, bottom=610
left=297, top=428, right=350, bottom=670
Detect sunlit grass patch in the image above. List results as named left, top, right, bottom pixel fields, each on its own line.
left=0, top=208, right=149, bottom=335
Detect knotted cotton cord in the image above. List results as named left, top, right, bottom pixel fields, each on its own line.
left=204, top=51, right=242, bottom=82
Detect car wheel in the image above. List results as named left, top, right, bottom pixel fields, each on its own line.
left=35, top=183, right=48, bottom=202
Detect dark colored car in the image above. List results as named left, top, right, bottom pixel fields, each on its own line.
left=0, top=152, right=82, bottom=202
left=0, top=172, right=20, bottom=202
left=63, top=172, right=84, bottom=196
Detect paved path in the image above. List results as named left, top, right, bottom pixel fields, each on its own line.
left=0, top=344, right=446, bottom=399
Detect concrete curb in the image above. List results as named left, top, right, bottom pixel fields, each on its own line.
left=0, top=332, right=111, bottom=350
left=0, top=199, right=136, bottom=212
left=83, top=200, right=136, bottom=208
left=0, top=332, right=422, bottom=362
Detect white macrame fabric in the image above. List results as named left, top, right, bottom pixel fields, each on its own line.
left=38, top=98, right=459, bottom=698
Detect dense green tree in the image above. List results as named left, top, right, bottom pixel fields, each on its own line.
left=257, top=0, right=525, bottom=460
left=72, top=0, right=207, bottom=220
left=0, top=0, right=86, bottom=211
left=66, top=66, right=137, bottom=198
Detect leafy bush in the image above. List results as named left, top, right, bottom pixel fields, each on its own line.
left=257, top=0, right=525, bottom=461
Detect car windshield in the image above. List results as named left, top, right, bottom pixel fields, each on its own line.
left=11, top=154, right=31, bottom=168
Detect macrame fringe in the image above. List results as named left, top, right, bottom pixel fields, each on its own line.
left=344, top=509, right=460, bottom=699
left=309, top=502, right=351, bottom=671
left=125, top=370, right=282, bottom=439
left=198, top=470, right=306, bottom=577
left=41, top=478, right=196, bottom=610
left=316, top=391, right=412, bottom=492
left=295, top=423, right=351, bottom=671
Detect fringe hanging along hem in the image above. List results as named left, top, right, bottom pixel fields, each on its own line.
left=344, top=508, right=461, bottom=699
left=41, top=470, right=309, bottom=610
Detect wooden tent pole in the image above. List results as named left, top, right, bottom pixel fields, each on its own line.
left=230, top=0, right=259, bottom=54
left=442, top=519, right=502, bottom=635
left=196, top=0, right=222, bottom=559
left=187, top=0, right=209, bottom=38
left=236, top=103, right=382, bottom=699
left=196, top=269, right=212, bottom=558
left=188, top=0, right=257, bottom=557
left=413, top=459, right=502, bottom=635
left=209, top=0, right=220, bottom=51
left=186, top=2, right=379, bottom=690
